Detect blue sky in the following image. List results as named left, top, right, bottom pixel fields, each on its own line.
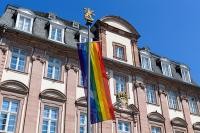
left=0, top=0, right=200, bottom=84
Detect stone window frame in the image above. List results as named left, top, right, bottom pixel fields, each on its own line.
left=0, top=90, right=26, bottom=133
left=167, top=89, right=182, bottom=111
left=76, top=106, right=96, bottom=133
left=115, top=113, right=135, bottom=133
left=112, top=42, right=127, bottom=61
left=171, top=117, right=187, bottom=133
left=15, top=11, right=34, bottom=34
left=38, top=89, right=66, bottom=133
left=44, top=54, right=65, bottom=82
left=38, top=99, right=63, bottom=133
left=140, top=50, right=152, bottom=71
left=6, top=44, right=32, bottom=74
left=113, top=73, right=130, bottom=98
left=48, top=21, right=65, bottom=43
left=148, top=112, right=165, bottom=133
left=160, top=58, right=172, bottom=77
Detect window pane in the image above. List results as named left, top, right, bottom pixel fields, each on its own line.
left=11, top=101, right=19, bottom=112
left=0, top=113, right=7, bottom=130
left=42, top=120, right=48, bottom=133
left=2, top=100, right=9, bottom=111
left=146, top=84, right=156, bottom=104
left=47, top=57, right=61, bottom=80
left=7, top=115, right=16, bottom=132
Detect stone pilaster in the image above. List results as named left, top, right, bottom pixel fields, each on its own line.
left=158, top=84, right=173, bottom=133
left=181, top=93, right=194, bottom=133
left=131, top=40, right=140, bottom=67
left=64, top=60, right=78, bottom=133
left=23, top=48, right=45, bottom=133
left=134, top=77, right=150, bottom=133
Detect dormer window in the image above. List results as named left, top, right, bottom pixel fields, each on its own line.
left=180, top=65, right=191, bottom=83
left=15, top=14, right=33, bottom=33
left=140, top=50, right=152, bottom=71
left=113, top=42, right=126, bottom=61
left=161, top=58, right=172, bottom=77
left=49, top=25, right=64, bottom=43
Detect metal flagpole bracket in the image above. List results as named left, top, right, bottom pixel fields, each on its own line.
left=84, top=7, right=94, bottom=133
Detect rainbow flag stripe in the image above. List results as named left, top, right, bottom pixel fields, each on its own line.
left=77, top=42, right=115, bottom=124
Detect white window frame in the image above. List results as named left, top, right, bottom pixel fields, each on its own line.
left=161, top=58, right=172, bottom=77
left=48, top=24, right=65, bottom=43
left=118, top=120, right=131, bottom=133
left=47, top=57, right=62, bottom=80
left=10, top=47, right=27, bottom=72
left=168, top=90, right=178, bottom=109
left=79, top=113, right=87, bottom=133
left=140, top=50, right=152, bottom=71
left=188, top=96, right=199, bottom=114
left=42, top=105, right=59, bottom=133
left=0, top=98, right=19, bottom=133
left=79, top=34, right=93, bottom=43
left=146, top=84, right=157, bottom=104
left=15, top=13, right=34, bottom=33
left=180, top=65, right=191, bottom=83
left=151, top=126, right=161, bottom=133
left=114, top=74, right=126, bottom=94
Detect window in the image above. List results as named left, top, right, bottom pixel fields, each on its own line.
left=151, top=126, right=161, bottom=133
left=118, top=121, right=131, bottom=133
left=140, top=52, right=152, bottom=70
left=80, top=35, right=87, bottom=43
left=16, top=14, right=33, bottom=33
left=113, top=43, right=126, bottom=61
left=42, top=106, right=59, bottom=133
left=161, top=60, right=172, bottom=77
left=0, top=98, right=19, bottom=133
left=181, top=67, right=191, bottom=83
left=49, top=25, right=64, bottom=42
left=47, top=57, right=62, bottom=80
left=146, top=84, right=157, bottom=104
left=10, top=47, right=26, bottom=72
left=114, top=74, right=126, bottom=94
left=188, top=96, right=198, bottom=114
left=168, top=90, right=178, bottom=109
left=80, top=113, right=87, bottom=133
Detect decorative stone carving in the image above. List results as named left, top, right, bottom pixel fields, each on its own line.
left=40, top=89, right=66, bottom=102
left=148, top=111, right=165, bottom=123
left=116, top=92, right=128, bottom=109
left=31, top=55, right=46, bottom=64
left=106, top=71, right=111, bottom=79
left=65, top=59, right=79, bottom=73
left=180, top=95, right=188, bottom=102
left=0, top=80, right=29, bottom=94
left=134, top=81, right=145, bottom=89
left=0, top=45, right=8, bottom=55
left=171, top=117, right=188, bottom=128
left=193, top=122, right=200, bottom=131
left=158, top=84, right=167, bottom=96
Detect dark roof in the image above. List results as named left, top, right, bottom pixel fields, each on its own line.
left=139, top=47, right=197, bottom=85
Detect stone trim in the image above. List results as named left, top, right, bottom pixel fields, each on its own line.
left=193, top=122, right=200, bottom=131
left=171, top=117, right=188, bottom=128
left=0, top=80, right=29, bottom=94
left=38, top=99, right=64, bottom=133
left=40, top=89, right=66, bottom=103
left=147, top=112, right=165, bottom=123
left=149, top=121, right=165, bottom=133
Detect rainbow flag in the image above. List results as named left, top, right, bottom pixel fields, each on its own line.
left=77, top=42, right=115, bottom=124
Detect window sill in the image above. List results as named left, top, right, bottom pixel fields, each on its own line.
left=43, top=77, right=64, bottom=83
left=146, top=102, right=159, bottom=106
left=113, top=56, right=127, bottom=62
left=5, top=67, right=28, bottom=75
left=169, top=107, right=182, bottom=112
left=190, top=112, right=200, bottom=116
left=48, top=38, right=64, bottom=44
left=15, top=27, right=32, bottom=34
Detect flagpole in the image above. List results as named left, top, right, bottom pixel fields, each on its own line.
left=84, top=8, right=94, bottom=133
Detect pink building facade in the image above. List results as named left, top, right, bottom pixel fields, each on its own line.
left=0, top=5, right=199, bottom=133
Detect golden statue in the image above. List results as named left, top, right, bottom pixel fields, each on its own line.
left=84, top=8, right=95, bottom=24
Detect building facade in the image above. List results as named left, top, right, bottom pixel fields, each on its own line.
left=0, top=4, right=199, bottom=133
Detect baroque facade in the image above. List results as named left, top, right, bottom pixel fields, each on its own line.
left=0, top=4, right=199, bottom=133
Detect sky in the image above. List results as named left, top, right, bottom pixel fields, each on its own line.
left=0, top=0, right=200, bottom=84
